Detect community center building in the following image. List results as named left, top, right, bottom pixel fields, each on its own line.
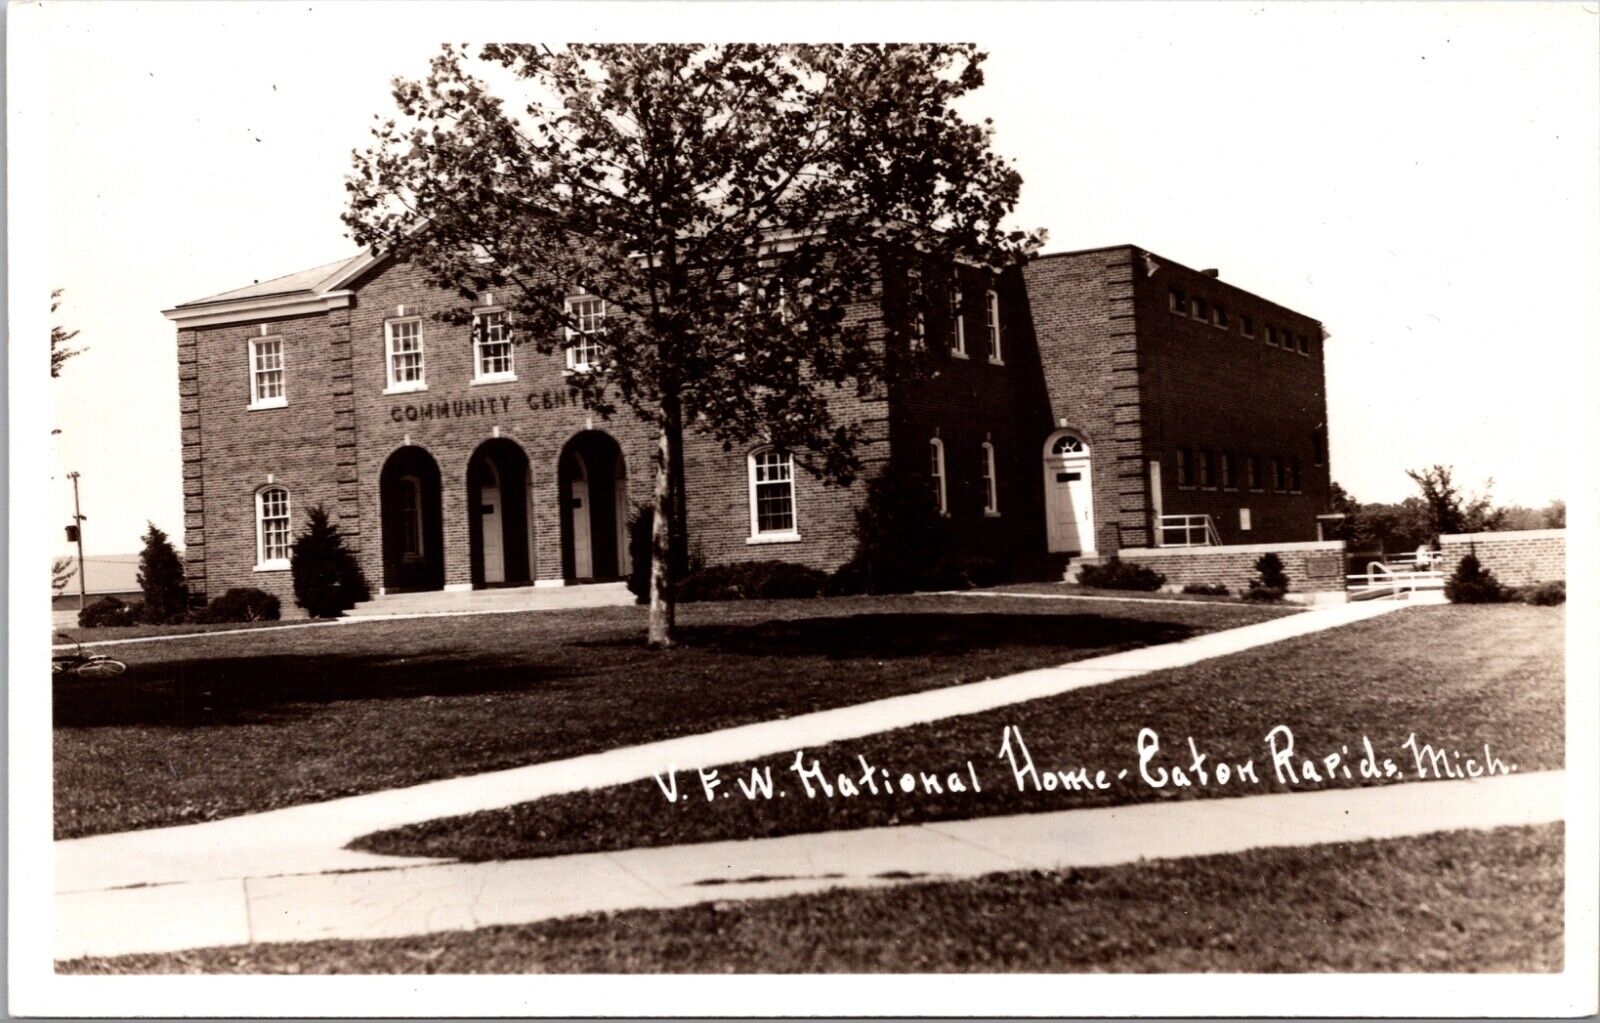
left=163, top=243, right=1334, bottom=603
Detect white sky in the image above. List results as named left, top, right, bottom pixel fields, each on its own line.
left=18, top=1, right=1599, bottom=556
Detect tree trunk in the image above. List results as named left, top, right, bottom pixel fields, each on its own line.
left=647, top=395, right=685, bottom=648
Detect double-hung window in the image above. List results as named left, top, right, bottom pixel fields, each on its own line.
left=748, top=448, right=798, bottom=541
left=473, top=310, right=515, bottom=382
left=985, top=289, right=1002, bottom=363
left=248, top=336, right=286, bottom=409
left=929, top=438, right=947, bottom=515
left=950, top=287, right=967, bottom=357
left=981, top=441, right=999, bottom=516
left=565, top=296, right=606, bottom=371
left=255, top=486, right=291, bottom=570
left=385, top=319, right=426, bottom=392
left=1176, top=447, right=1193, bottom=489
left=1220, top=451, right=1236, bottom=490
left=1247, top=454, right=1263, bottom=492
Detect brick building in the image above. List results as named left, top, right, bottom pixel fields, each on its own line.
left=162, top=242, right=1333, bottom=603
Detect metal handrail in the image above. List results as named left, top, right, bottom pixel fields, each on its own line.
left=1157, top=514, right=1221, bottom=548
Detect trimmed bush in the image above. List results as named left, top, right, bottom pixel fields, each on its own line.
left=137, top=522, right=189, bottom=624
left=1445, top=552, right=1506, bottom=604
left=290, top=505, right=371, bottom=618
left=1243, top=553, right=1290, bottom=603
left=678, top=560, right=829, bottom=603
left=195, top=587, right=281, bottom=624
left=844, top=471, right=951, bottom=594
left=1182, top=582, right=1230, bottom=596
left=77, top=596, right=138, bottom=629
left=1513, top=580, right=1565, bottom=606
left=1076, top=557, right=1165, bottom=592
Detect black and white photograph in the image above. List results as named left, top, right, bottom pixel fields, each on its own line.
left=9, top=1, right=1598, bottom=1016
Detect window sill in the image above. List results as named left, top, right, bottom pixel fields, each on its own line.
left=248, top=399, right=287, bottom=411
left=253, top=560, right=290, bottom=573
left=950, top=350, right=969, bottom=360
left=384, top=382, right=428, bottom=396
left=984, top=509, right=1002, bottom=519
left=747, top=532, right=802, bottom=545
left=470, top=374, right=518, bottom=387
left=988, top=357, right=1005, bottom=366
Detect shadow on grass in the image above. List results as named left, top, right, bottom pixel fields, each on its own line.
left=53, top=652, right=583, bottom=730
left=670, top=612, right=1194, bottom=660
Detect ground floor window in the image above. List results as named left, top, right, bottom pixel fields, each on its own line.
left=981, top=441, right=999, bottom=515
left=748, top=448, right=797, bottom=538
left=929, top=437, right=947, bottom=515
left=256, top=486, right=291, bottom=569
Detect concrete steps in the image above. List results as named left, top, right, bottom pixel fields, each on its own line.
left=346, top=581, right=634, bottom=618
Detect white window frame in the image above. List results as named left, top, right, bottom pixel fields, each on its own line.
left=747, top=447, right=800, bottom=543
left=985, top=288, right=1004, bottom=364
left=981, top=441, right=1000, bottom=516
left=564, top=295, right=606, bottom=372
left=384, top=318, right=427, bottom=394
left=254, top=486, right=292, bottom=571
left=929, top=437, right=948, bottom=516
left=248, top=335, right=287, bottom=410
left=949, top=286, right=967, bottom=358
left=471, top=308, right=516, bottom=384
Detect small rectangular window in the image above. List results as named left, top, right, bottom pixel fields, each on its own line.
left=1289, top=455, right=1303, bottom=493
left=1176, top=447, right=1193, bottom=489
left=1270, top=457, right=1285, bottom=493
left=473, top=310, right=515, bottom=381
left=1296, top=333, right=1310, bottom=355
left=565, top=296, right=606, bottom=370
left=1212, top=305, right=1228, bottom=329
left=1240, top=315, right=1255, bottom=338
left=1247, top=454, right=1263, bottom=492
left=1190, top=296, right=1209, bottom=321
left=385, top=319, right=426, bottom=392
left=929, top=438, right=947, bottom=515
left=1312, top=427, right=1327, bottom=467
left=248, top=336, right=286, bottom=408
left=1199, top=448, right=1216, bottom=489
left=1169, top=289, right=1186, bottom=314
left=1265, top=326, right=1278, bottom=347
left=981, top=442, right=999, bottom=516
left=1220, top=451, right=1236, bottom=490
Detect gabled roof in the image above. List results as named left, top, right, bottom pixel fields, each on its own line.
left=162, top=249, right=388, bottom=329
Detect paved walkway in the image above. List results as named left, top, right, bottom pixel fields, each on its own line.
left=55, top=770, right=1563, bottom=960
left=57, top=599, right=1407, bottom=895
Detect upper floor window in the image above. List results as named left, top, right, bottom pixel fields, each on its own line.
left=385, top=318, right=426, bottom=392
left=1220, top=450, right=1236, bottom=490
left=949, top=287, right=967, bottom=357
left=748, top=448, right=797, bottom=540
left=929, top=438, right=948, bottom=515
left=1199, top=448, right=1217, bottom=489
left=565, top=295, right=606, bottom=371
left=1247, top=454, right=1263, bottom=491
left=255, top=486, right=291, bottom=569
left=473, top=310, right=515, bottom=382
left=1212, top=305, right=1228, bottom=330
left=1240, top=314, right=1255, bottom=338
left=1190, top=296, right=1209, bottom=321
left=1270, top=456, right=1285, bottom=493
left=248, top=336, right=286, bottom=409
left=1312, top=427, right=1327, bottom=467
left=1265, top=325, right=1279, bottom=347
left=1175, top=446, right=1194, bottom=489
left=1295, top=333, right=1310, bottom=356
left=981, top=441, right=999, bottom=516
left=985, top=289, right=1003, bottom=363
left=1168, top=288, right=1187, bottom=314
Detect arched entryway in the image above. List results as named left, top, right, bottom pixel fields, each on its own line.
left=559, top=431, right=629, bottom=582
left=379, top=446, right=445, bottom=592
left=467, top=439, right=533, bottom=588
left=1043, top=430, right=1096, bottom=555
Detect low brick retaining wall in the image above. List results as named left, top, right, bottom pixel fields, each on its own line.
left=1094, top=539, right=1349, bottom=594
left=1438, top=528, right=1565, bottom=586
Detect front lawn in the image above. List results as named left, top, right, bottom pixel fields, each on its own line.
left=60, top=823, right=1562, bottom=973
left=356, top=604, right=1563, bottom=861
left=55, top=593, right=1286, bottom=838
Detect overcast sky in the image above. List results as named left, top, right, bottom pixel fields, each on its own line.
left=19, top=1, right=1598, bottom=556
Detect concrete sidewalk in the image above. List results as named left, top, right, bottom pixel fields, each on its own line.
left=55, top=770, right=1563, bottom=961
left=56, top=599, right=1408, bottom=894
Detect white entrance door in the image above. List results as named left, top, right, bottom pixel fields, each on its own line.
left=1044, top=432, right=1096, bottom=555
left=571, top=453, right=593, bottom=579
left=480, top=475, right=505, bottom=585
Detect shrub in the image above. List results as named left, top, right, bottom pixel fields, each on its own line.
left=77, top=596, right=138, bottom=629
left=825, top=561, right=868, bottom=597
left=1076, top=557, right=1165, bottom=591
left=195, top=587, right=281, bottom=623
left=137, top=522, right=189, bottom=624
left=626, top=506, right=655, bottom=604
left=1243, top=586, right=1286, bottom=603
left=1182, top=582, right=1230, bottom=596
left=845, top=471, right=951, bottom=594
left=1445, top=552, right=1506, bottom=604
left=678, top=560, right=830, bottom=603
left=1254, top=553, right=1291, bottom=592
left=1514, top=580, right=1566, bottom=606
left=290, top=505, right=371, bottom=618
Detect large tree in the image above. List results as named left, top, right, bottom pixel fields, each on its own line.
left=346, top=44, right=1039, bottom=645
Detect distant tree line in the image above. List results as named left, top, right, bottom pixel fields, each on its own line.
left=1330, top=464, right=1564, bottom=554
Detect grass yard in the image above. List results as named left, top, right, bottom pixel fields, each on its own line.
left=55, top=618, right=322, bottom=644
left=986, top=582, right=1260, bottom=603
left=55, top=593, right=1288, bottom=838
left=60, top=823, right=1562, bottom=973
left=356, top=604, right=1564, bottom=861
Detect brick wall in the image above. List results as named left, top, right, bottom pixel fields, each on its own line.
left=1438, top=529, right=1565, bottom=586
left=1135, top=253, right=1331, bottom=546
left=1103, top=539, right=1348, bottom=593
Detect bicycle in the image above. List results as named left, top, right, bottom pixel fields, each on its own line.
left=52, top=633, right=127, bottom=678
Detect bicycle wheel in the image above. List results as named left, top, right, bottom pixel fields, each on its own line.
left=75, top=658, right=127, bottom=678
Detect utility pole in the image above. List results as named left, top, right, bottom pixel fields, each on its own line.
left=67, top=471, right=87, bottom=612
